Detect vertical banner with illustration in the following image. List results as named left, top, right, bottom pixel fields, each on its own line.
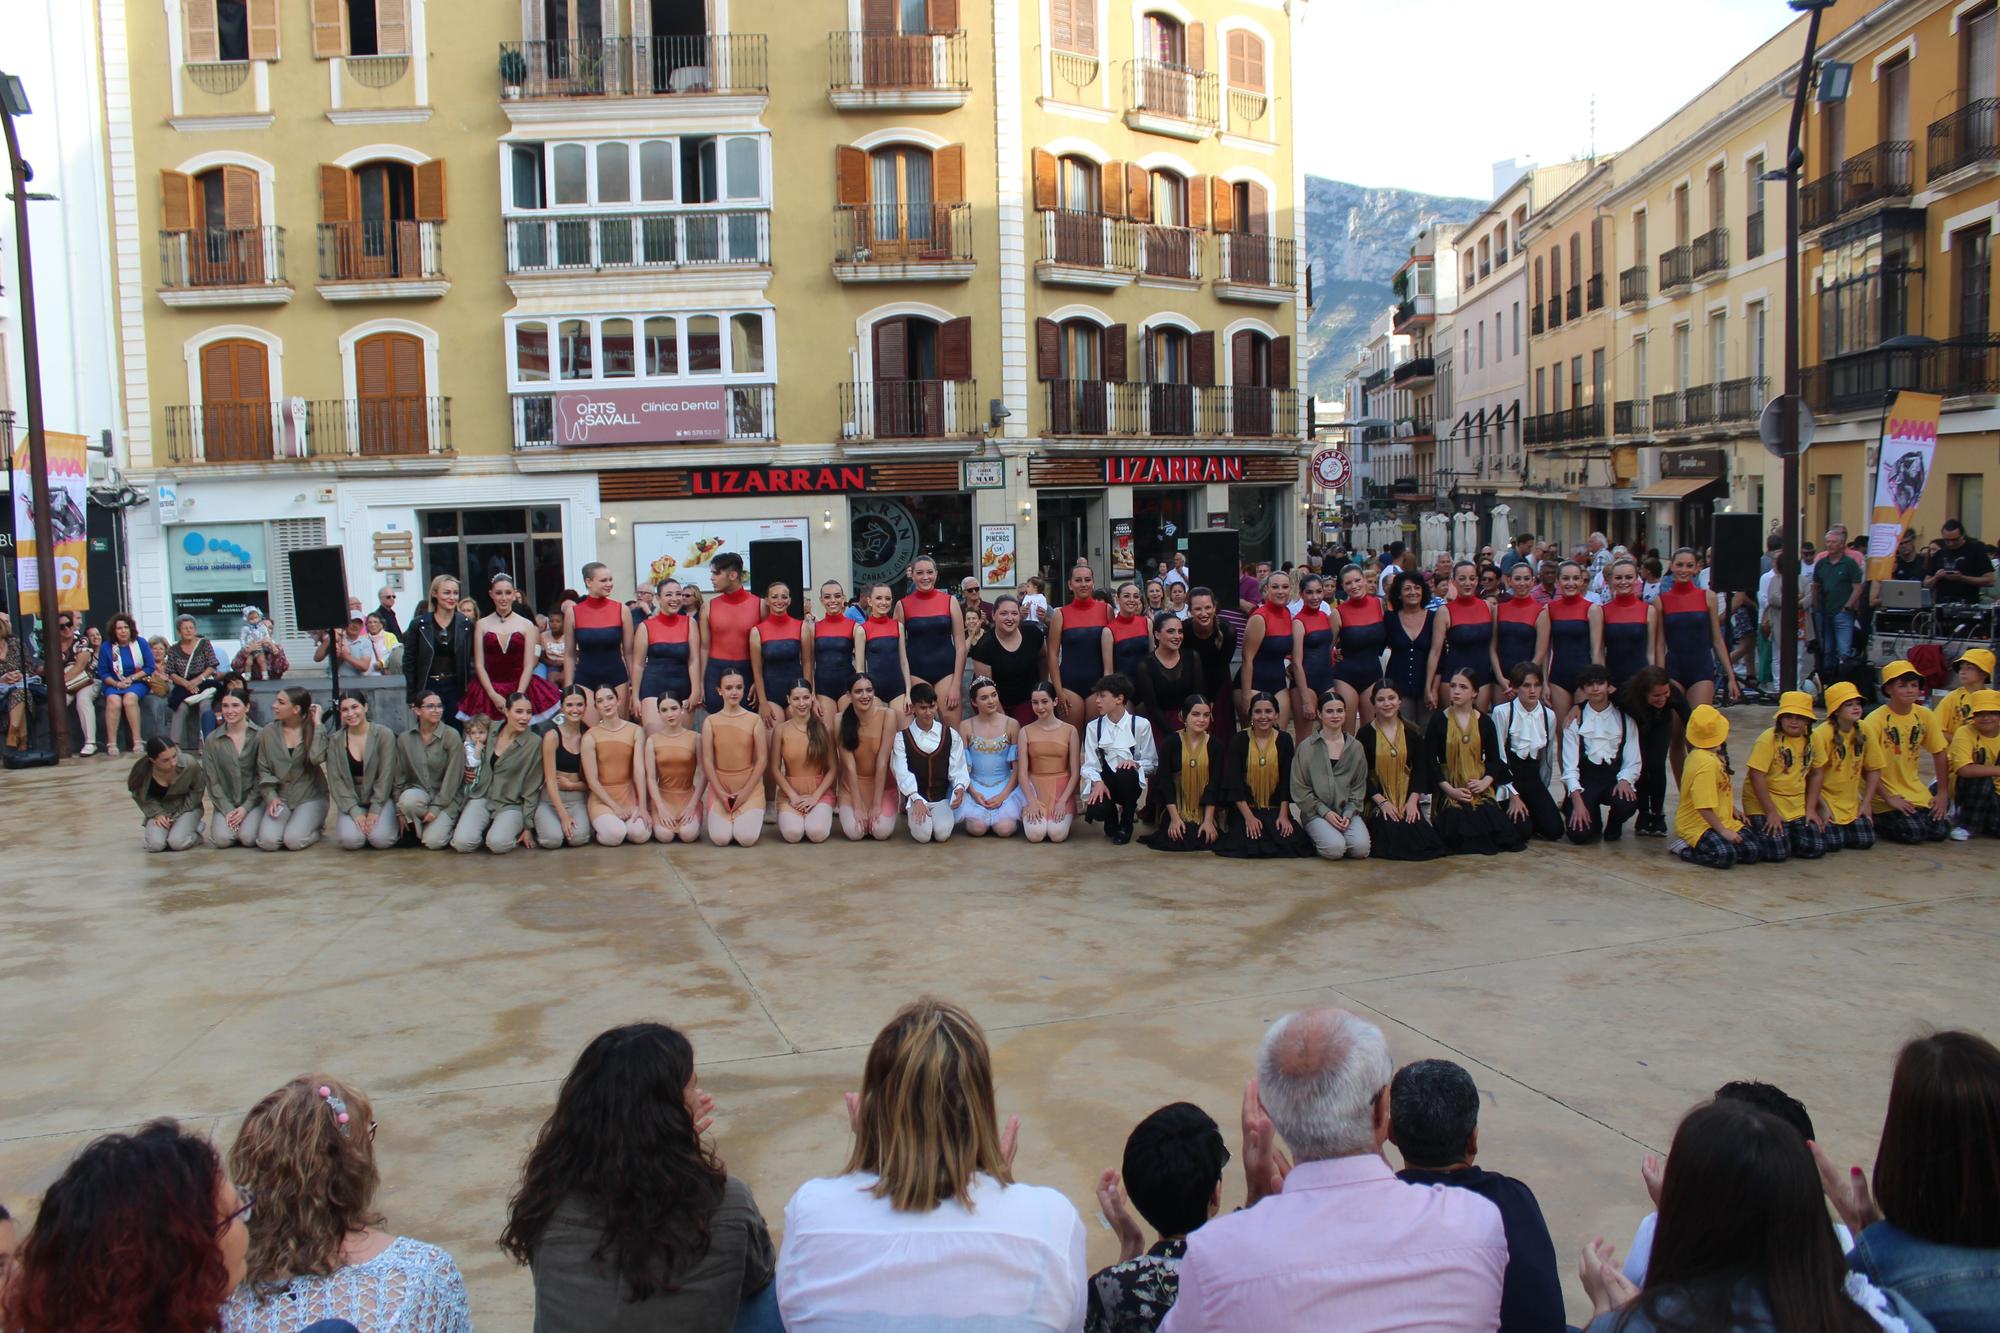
left=10, top=430, right=91, bottom=615
left=1110, top=519, right=1135, bottom=578
left=1866, top=391, right=1943, bottom=579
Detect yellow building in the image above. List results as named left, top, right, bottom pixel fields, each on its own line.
left=1798, top=0, right=1998, bottom=548
left=100, top=0, right=1307, bottom=644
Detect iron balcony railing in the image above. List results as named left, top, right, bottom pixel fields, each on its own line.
left=1040, top=210, right=1144, bottom=272
left=497, top=35, right=768, bottom=98
left=163, top=398, right=452, bottom=464
left=1219, top=232, right=1296, bottom=288
left=159, top=226, right=286, bottom=288
left=1716, top=376, right=1770, bottom=423
left=1800, top=335, right=2000, bottom=412
left=316, top=220, right=444, bottom=282
left=834, top=203, right=974, bottom=265
left=1802, top=141, right=1916, bottom=229
left=1530, top=305, right=1545, bottom=335
left=506, top=210, right=770, bottom=272
left=1746, top=210, right=1766, bottom=259
left=1523, top=405, right=1604, bottom=446
left=841, top=378, right=980, bottom=440
left=1659, top=245, right=1695, bottom=290
left=1652, top=390, right=1685, bottom=433
left=1043, top=381, right=1299, bottom=438
left=1479, top=261, right=1491, bottom=279
left=1691, top=227, right=1729, bottom=280
left=1139, top=223, right=1204, bottom=280
left=1546, top=296, right=1563, bottom=329
left=1929, top=99, right=2000, bottom=181
left=1566, top=285, right=1582, bottom=320
left=1393, top=298, right=1419, bottom=329
left=1613, top=399, right=1650, bottom=435
left=1123, top=58, right=1218, bottom=128
left=826, top=29, right=968, bottom=94
left=1391, top=356, right=1434, bottom=385
left=1619, top=266, right=1649, bottom=306
left=1586, top=273, right=1605, bottom=311
left=1494, top=247, right=1509, bottom=266
left=1681, top=383, right=1716, bottom=426
left=512, top=384, right=775, bottom=448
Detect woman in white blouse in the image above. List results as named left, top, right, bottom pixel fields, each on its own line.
left=778, top=997, right=1087, bottom=1331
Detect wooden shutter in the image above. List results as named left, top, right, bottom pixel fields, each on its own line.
left=319, top=165, right=355, bottom=223
left=414, top=160, right=447, bottom=222
left=1228, top=32, right=1265, bottom=90
left=1125, top=163, right=1150, bottom=222
left=1232, top=331, right=1255, bottom=385
left=1210, top=177, right=1235, bottom=233
left=1099, top=161, right=1125, bottom=218
left=873, top=320, right=909, bottom=381
left=1186, top=21, right=1205, bottom=71
left=1035, top=317, right=1061, bottom=380
left=1270, top=336, right=1291, bottom=389
left=934, top=145, right=965, bottom=205
left=357, top=333, right=390, bottom=402
left=1188, top=331, right=1215, bottom=386
left=1103, top=324, right=1127, bottom=383
left=220, top=166, right=260, bottom=227
left=310, top=0, right=347, bottom=57
left=376, top=0, right=410, bottom=55
left=1244, top=181, right=1268, bottom=234
left=391, top=332, right=424, bottom=396
left=1188, top=175, right=1209, bottom=230
left=201, top=340, right=240, bottom=403
left=1072, top=0, right=1097, bottom=55
left=246, top=0, right=279, bottom=59
left=358, top=332, right=424, bottom=398
left=160, top=170, right=197, bottom=230
left=1050, top=0, right=1073, bottom=51
left=184, top=0, right=219, bottom=63
left=927, top=0, right=958, bottom=32
left=836, top=146, right=869, bottom=206
left=862, top=0, right=896, bottom=33
left=1032, top=149, right=1058, bottom=210
left=939, top=316, right=972, bottom=382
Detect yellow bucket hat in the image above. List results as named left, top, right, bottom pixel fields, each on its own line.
left=1822, top=680, right=1862, bottom=714
left=1775, top=691, right=1818, bottom=723
left=1973, top=689, right=2000, bottom=715
left=1685, top=703, right=1729, bottom=749
left=1879, top=659, right=1922, bottom=686
left=1953, top=648, right=1996, bottom=679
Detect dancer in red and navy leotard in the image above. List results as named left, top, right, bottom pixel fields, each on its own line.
left=1491, top=562, right=1548, bottom=697
left=1291, top=573, right=1336, bottom=737
left=750, top=581, right=808, bottom=725
left=1109, top=583, right=1153, bottom=682
left=1543, top=560, right=1596, bottom=720
left=897, top=554, right=967, bottom=724
left=1654, top=547, right=1739, bottom=708
left=702, top=551, right=763, bottom=712
left=859, top=582, right=911, bottom=719
left=1048, top=563, right=1111, bottom=724
left=1427, top=561, right=1495, bottom=708
left=1239, top=569, right=1296, bottom=732
left=1597, top=557, right=1653, bottom=689
left=812, top=580, right=862, bottom=727
left=565, top=562, right=634, bottom=721
left=1330, top=564, right=1387, bottom=731
left=633, top=578, right=701, bottom=734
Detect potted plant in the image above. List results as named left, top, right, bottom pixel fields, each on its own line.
left=499, top=48, right=528, bottom=97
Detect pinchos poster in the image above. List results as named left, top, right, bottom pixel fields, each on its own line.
left=979, top=524, right=1017, bottom=587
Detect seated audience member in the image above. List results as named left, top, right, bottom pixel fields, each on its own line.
left=1160, top=1008, right=1506, bottom=1331
left=1816, top=1030, right=2000, bottom=1332
left=221, top=1075, right=469, bottom=1333
left=3, top=1120, right=252, bottom=1333
left=1947, top=692, right=2000, bottom=840
left=1579, top=1100, right=1922, bottom=1332
left=1390, top=1060, right=1565, bottom=1333
left=1089, top=1103, right=1229, bottom=1332
left=778, top=998, right=1087, bottom=1331
left=501, top=1023, right=778, bottom=1331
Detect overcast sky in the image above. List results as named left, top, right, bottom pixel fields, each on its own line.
left=1296, top=0, right=1798, bottom=200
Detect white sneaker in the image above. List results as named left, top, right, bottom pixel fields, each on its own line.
left=1950, top=826, right=1972, bottom=841
left=78, top=743, right=97, bottom=756
left=187, top=687, right=216, bottom=705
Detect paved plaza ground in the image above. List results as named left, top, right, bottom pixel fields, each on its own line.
left=3, top=711, right=1997, bottom=1329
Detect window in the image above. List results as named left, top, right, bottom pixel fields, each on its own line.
left=1494, top=313, right=1502, bottom=362
left=1512, top=302, right=1520, bottom=355
left=1476, top=322, right=1484, bottom=369
left=1060, top=319, right=1102, bottom=379
left=353, top=330, right=427, bottom=454
left=1568, top=233, right=1581, bottom=289
left=1710, top=312, right=1727, bottom=382
left=1226, top=30, right=1265, bottom=90
left=1570, top=356, right=1583, bottom=411
left=1533, top=257, right=1544, bottom=306
left=1050, top=0, right=1098, bottom=56
left=1145, top=326, right=1189, bottom=381
left=508, top=310, right=768, bottom=390
left=1591, top=349, right=1606, bottom=406
left=646, top=316, right=678, bottom=375
left=1881, top=55, right=1911, bottom=145
left=1634, top=337, right=1648, bottom=398
left=516, top=324, right=549, bottom=381
left=596, top=143, right=630, bottom=203
left=198, top=337, right=273, bottom=461
left=640, top=141, right=673, bottom=201
left=1145, top=12, right=1187, bottom=65
left=558, top=319, right=592, bottom=379
left=1151, top=170, right=1187, bottom=226
left=601, top=318, right=635, bottom=377
left=1706, top=164, right=1725, bottom=231
left=1633, top=209, right=1648, bottom=265
left=1057, top=154, right=1098, bottom=211
left=1823, top=100, right=1847, bottom=175
left=731, top=314, right=766, bottom=375
left=184, top=0, right=277, bottom=63
left=1948, top=474, right=1985, bottom=538
left=510, top=135, right=765, bottom=212
left=1590, top=218, right=1604, bottom=277
left=1534, top=367, right=1545, bottom=415
left=1955, top=224, right=1991, bottom=337
left=687, top=315, right=722, bottom=373
left=1746, top=154, right=1766, bottom=217
left=1747, top=301, right=1767, bottom=381
left=1822, top=474, right=1844, bottom=533
left=1673, top=324, right=1690, bottom=390
left=1965, top=4, right=1998, bottom=104
left=1673, top=185, right=1689, bottom=245
left=308, top=0, right=411, bottom=58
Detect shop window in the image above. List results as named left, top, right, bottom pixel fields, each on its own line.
left=420, top=507, right=566, bottom=620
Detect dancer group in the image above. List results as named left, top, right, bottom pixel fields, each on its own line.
left=128, top=551, right=2000, bottom=865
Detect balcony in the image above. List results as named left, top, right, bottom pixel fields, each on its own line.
left=1802, top=142, right=1915, bottom=231
left=1928, top=99, right=2000, bottom=182
left=1036, top=211, right=1142, bottom=288
left=1530, top=305, right=1545, bottom=336
left=841, top=378, right=980, bottom=440
left=1138, top=223, right=1204, bottom=283
left=1494, top=247, right=1509, bottom=267
left=1546, top=296, right=1562, bottom=330
left=833, top=203, right=975, bottom=281
left=1681, top=383, right=1716, bottom=427
left=497, top=35, right=768, bottom=100
left=1523, top=405, right=1604, bottom=447
left=1691, top=227, right=1729, bottom=282
left=1122, top=58, right=1218, bottom=139
left=1566, top=284, right=1582, bottom=321
left=1619, top=266, right=1649, bottom=307
left=1613, top=399, right=1650, bottom=436
left=827, top=29, right=968, bottom=109
left=1745, top=210, right=1765, bottom=259
left=162, top=398, right=452, bottom=466
left=1215, top=233, right=1296, bottom=304
left=1044, top=381, right=1299, bottom=438
left=1392, top=294, right=1434, bottom=332
left=157, top=227, right=291, bottom=306
left=1586, top=273, right=1604, bottom=312
left=1716, top=376, right=1769, bottom=423
left=315, top=221, right=447, bottom=299
left=513, top=384, right=776, bottom=450
left=1391, top=356, right=1434, bottom=386
left=1659, top=245, right=1694, bottom=291
left=505, top=211, right=770, bottom=276
left=1652, top=389, right=1686, bottom=433
left=1800, top=335, right=2000, bottom=413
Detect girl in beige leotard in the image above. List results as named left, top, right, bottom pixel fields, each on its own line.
left=644, top=693, right=704, bottom=843
left=701, top=666, right=767, bottom=845
left=772, top=681, right=837, bottom=843
left=1020, top=681, right=1080, bottom=844
left=583, top=683, right=652, bottom=845
left=837, top=672, right=898, bottom=840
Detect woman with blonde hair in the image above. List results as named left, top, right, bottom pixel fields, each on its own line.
left=220, top=1074, right=470, bottom=1332
left=776, top=998, right=1086, bottom=1331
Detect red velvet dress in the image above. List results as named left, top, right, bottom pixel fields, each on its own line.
left=462, top=627, right=563, bottom=719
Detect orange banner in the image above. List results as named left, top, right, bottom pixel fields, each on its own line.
left=1866, top=392, right=1942, bottom=581
left=10, top=430, right=91, bottom=615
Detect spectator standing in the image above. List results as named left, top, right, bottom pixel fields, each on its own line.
left=371, top=587, right=403, bottom=637
left=1811, top=525, right=1866, bottom=675
left=1925, top=519, right=1996, bottom=604
left=1498, top=533, right=1538, bottom=577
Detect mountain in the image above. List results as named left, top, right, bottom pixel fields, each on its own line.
left=1302, top=177, right=1486, bottom=397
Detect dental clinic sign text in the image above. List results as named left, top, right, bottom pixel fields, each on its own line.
left=556, top=387, right=728, bottom=446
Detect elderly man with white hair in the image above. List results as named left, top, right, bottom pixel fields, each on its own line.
left=1159, top=1008, right=1507, bottom=1331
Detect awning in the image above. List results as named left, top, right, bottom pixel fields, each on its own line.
left=1633, top=476, right=1723, bottom=502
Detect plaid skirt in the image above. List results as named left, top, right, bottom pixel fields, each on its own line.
left=1832, top=816, right=1876, bottom=850
left=1957, top=775, right=2000, bottom=837
left=1678, top=828, right=1766, bottom=869
left=1876, top=808, right=1951, bottom=844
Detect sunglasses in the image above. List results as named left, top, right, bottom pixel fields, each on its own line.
left=219, top=1185, right=256, bottom=1233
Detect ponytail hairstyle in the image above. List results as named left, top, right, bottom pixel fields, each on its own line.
left=788, top=681, right=832, bottom=769
left=278, top=685, right=313, bottom=718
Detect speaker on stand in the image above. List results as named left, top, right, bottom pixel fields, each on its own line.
left=1185, top=529, right=1241, bottom=599
left=747, top=538, right=807, bottom=603
left=1708, top=513, right=1764, bottom=593
left=287, top=546, right=352, bottom=703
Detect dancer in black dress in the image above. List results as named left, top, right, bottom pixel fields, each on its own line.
left=1214, top=692, right=1311, bottom=858
left=1426, top=669, right=1527, bottom=855
left=1140, top=695, right=1224, bottom=853
left=1356, top=680, right=1446, bottom=861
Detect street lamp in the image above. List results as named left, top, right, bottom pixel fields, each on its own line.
left=1, top=68, right=69, bottom=759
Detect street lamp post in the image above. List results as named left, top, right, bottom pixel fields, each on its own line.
left=1, top=70, right=67, bottom=758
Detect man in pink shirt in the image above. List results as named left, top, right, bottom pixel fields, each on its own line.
left=1160, top=1009, right=1508, bottom=1332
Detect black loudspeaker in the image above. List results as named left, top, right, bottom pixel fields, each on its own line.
left=287, top=546, right=351, bottom=632
left=747, top=538, right=806, bottom=601
left=1708, top=513, right=1764, bottom=593
left=1185, top=528, right=1240, bottom=599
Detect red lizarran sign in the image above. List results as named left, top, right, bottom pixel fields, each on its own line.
left=1103, top=456, right=1246, bottom=484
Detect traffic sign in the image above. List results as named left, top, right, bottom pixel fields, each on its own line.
left=1758, top=394, right=1816, bottom=458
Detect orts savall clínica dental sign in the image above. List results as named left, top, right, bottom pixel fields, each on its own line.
left=556, top=387, right=728, bottom=446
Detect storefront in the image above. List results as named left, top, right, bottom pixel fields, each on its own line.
left=1027, top=452, right=1302, bottom=585
left=1636, top=448, right=1726, bottom=554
